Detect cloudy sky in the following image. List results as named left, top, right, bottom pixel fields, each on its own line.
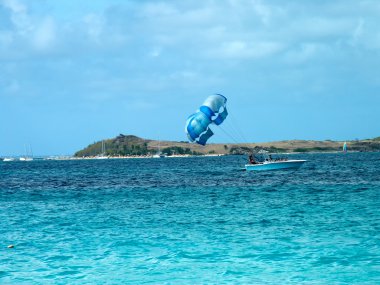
left=1, top=0, right=379, bottom=155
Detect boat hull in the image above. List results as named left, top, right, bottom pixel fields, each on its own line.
left=245, top=160, right=306, bottom=171
left=152, top=154, right=166, bottom=158
left=19, top=157, right=33, bottom=161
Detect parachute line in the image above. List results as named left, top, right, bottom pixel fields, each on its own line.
left=218, top=124, right=240, bottom=144
left=229, top=111, right=248, bottom=143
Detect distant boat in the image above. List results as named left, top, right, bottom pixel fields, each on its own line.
left=96, top=140, right=108, bottom=159
left=19, top=157, right=33, bottom=161
left=245, top=160, right=306, bottom=171
left=152, top=139, right=166, bottom=158
left=2, top=157, right=15, bottom=162
left=245, top=150, right=306, bottom=171
left=20, top=144, right=33, bottom=161
left=343, top=142, right=347, bottom=153
left=152, top=153, right=166, bottom=158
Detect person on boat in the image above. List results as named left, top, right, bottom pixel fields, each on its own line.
left=248, top=154, right=256, bottom=164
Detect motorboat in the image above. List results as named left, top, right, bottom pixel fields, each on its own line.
left=245, top=150, right=306, bottom=171
left=2, top=157, right=15, bottom=162
left=245, top=159, right=306, bottom=171
left=152, top=152, right=166, bottom=158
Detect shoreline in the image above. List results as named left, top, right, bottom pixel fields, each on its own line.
left=3, top=151, right=378, bottom=162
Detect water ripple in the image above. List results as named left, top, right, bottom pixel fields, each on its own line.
left=0, top=153, right=380, bottom=284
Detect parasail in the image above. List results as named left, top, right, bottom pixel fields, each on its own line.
left=185, top=94, right=228, bottom=145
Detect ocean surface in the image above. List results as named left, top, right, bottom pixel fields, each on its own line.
left=1, top=153, right=379, bottom=284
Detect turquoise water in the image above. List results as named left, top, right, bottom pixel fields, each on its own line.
left=1, top=153, right=379, bottom=284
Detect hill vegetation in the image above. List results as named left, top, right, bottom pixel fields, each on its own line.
left=74, top=134, right=380, bottom=157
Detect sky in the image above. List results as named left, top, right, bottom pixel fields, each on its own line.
left=1, top=0, right=380, bottom=156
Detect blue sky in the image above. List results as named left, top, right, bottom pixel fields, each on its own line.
left=1, top=0, right=379, bottom=155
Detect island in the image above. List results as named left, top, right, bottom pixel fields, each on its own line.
left=74, top=134, right=380, bottom=158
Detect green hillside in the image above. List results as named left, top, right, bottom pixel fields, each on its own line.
left=74, top=134, right=380, bottom=157
left=74, top=134, right=200, bottom=157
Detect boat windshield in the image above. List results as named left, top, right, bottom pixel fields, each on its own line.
left=253, top=150, right=288, bottom=163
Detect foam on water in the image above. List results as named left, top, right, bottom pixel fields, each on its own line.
left=1, top=153, right=380, bottom=284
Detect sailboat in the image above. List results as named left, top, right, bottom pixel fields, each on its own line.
left=152, top=140, right=166, bottom=158
left=96, top=140, right=108, bottom=159
left=343, top=142, right=347, bottom=153
left=19, top=144, right=33, bottom=161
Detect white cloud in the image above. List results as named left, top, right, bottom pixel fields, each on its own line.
left=170, top=70, right=198, bottom=80
left=2, top=0, right=25, bottom=13
left=6, top=79, right=20, bottom=93
left=2, top=0, right=380, bottom=98
left=210, top=40, right=284, bottom=59
left=227, top=0, right=277, bottom=25
left=32, top=17, right=56, bottom=50
left=124, top=99, right=156, bottom=111
left=349, top=17, right=380, bottom=50
left=283, top=43, right=331, bottom=64
left=1, top=79, right=20, bottom=95
left=2, top=0, right=33, bottom=35
left=352, top=19, right=364, bottom=43
left=83, top=13, right=104, bottom=44
left=141, top=2, right=178, bottom=17
left=0, top=31, right=13, bottom=47
left=149, top=47, right=162, bottom=57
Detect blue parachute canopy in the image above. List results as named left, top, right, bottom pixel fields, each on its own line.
left=185, top=94, right=228, bottom=145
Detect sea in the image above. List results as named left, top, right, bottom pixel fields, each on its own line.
left=1, top=152, right=379, bottom=284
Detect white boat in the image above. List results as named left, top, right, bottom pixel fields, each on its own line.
left=245, top=150, right=306, bottom=171
left=95, top=156, right=108, bottom=159
left=245, top=159, right=306, bottom=171
left=19, top=157, right=33, bottom=161
left=2, top=157, right=15, bottom=162
left=20, top=144, right=33, bottom=161
left=96, top=140, right=108, bottom=159
left=152, top=153, right=166, bottom=158
left=152, top=139, right=166, bottom=158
